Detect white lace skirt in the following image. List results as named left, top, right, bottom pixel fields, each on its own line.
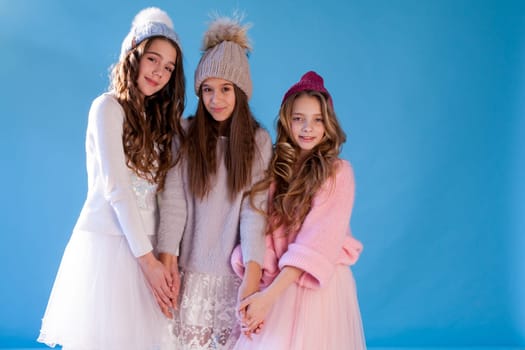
left=38, top=230, right=170, bottom=350
left=165, top=270, right=242, bottom=350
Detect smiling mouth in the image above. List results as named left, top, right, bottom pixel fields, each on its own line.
left=145, top=77, right=159, bottom=87
left=300, top=136, right=316, bottom=141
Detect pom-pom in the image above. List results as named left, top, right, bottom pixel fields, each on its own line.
left=132, top=7, right=174, bottom=29
left=202, top=15, right=251, bottom=52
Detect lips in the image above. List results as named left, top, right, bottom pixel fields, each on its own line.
left=210, top=107, right=225, bottom=113
left=300, top=136, right=316, bottom=142
left=145, top=77, right=159, bottom=87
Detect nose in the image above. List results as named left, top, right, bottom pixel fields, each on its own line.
left=302, top=120, right=313, bottom=131
left=210, top=91, right=221, bottom=103
left=152, top=67, right=162, bottom=78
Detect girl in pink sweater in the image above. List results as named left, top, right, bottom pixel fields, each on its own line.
left=231, top=71, right=366, bottom=350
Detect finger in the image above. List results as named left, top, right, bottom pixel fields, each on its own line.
left=241, top=325, right=253, bottom=340
left=247, top=317, right=262, bottom=330
left=152, top=290, right=172, bottom=318
left=254, top=321, right=264, bottom=333
left=237, top=297, right=252, bottom=311
left=153, top=288, right=170, bottom=309
left=162, top=305, right=173, bottom=319
left=238, top=308, right=247, bottom=321
left=164, top=269, right=173, bottom=288
left=157, top=281, right=173, bottom=305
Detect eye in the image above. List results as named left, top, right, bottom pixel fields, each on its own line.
left=315, top=117, right=324, bottom=123
left=165, top=66, right=174, bottom=73
left=202, top=87, right=212, bottom=93
left=147, top=56, right=157, bottom=63
left=222, top=86, right=232, bottom=93
left=291, top=116, right=302, bottom=122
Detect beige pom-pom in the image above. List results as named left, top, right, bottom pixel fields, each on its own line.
left=202, top=16, right=251, bottom=52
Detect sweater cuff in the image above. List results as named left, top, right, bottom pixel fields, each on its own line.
left=231, top=244, right=279, bottom=288
left=279, top=243, right=333, bottom=289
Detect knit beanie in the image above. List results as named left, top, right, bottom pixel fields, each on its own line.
left=120, top=7, right=181, bottom=61
left=282, top=71, right=333, bottom=107
left=194, top=17, right=252, bottom=99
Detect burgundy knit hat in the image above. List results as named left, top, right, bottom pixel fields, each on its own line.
left=281, top=71, right=333, bottom=107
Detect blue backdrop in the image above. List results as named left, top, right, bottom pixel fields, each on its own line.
left=1, top=0, right=524, bottom=348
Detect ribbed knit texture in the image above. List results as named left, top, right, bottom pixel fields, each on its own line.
left=157, top=124, right=272, bottom=275
left=120, top=7, right=181, bottom=60
left=281, top=70, right=333, bottom=106
left=194, top=40, right=252, bottom=98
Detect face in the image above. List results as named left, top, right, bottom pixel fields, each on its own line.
left=290, top=94, right=326, bottom=156
left=136, top=38, right=177, bottom=98
left=201, top=78, right=236, bottom=122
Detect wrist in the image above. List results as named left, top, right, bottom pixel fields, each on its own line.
left=159, top=252, right=177, bottom=265
left=137, top=251, right=155, bottom=267
left=244, top=260, right=262, bottom=280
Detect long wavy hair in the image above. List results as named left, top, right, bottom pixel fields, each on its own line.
left=184, top=84, right=260, bottom=200
left=109, top=36, right=186, bottom=191
left=251, top=90, right=346, bottom=235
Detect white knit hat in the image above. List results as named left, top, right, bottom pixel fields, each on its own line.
left=194, top=16, right=252, bottom=99
left=120, top=7, right=181, bottom=61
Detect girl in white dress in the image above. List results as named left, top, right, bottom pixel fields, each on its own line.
left=37, top=7, right=186, bottom=350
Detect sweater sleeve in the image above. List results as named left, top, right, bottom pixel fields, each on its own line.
left=278, top=160, right=356, bottom=289
left=239, top=128, right=273, bottom=266
left=90, top=94, right=153, bottom=257
left=157, top=143, right=187, bottom=256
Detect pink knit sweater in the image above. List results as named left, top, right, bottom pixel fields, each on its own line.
left=232, top=159, right=362, bottom=289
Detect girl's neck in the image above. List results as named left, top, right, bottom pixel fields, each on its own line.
left=217, top=118, right=231, bottom=137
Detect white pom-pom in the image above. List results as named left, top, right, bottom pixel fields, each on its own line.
left=132, top=7, right=174, bottom=29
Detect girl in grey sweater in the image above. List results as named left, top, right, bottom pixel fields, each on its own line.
left=157, top=16, right=272, bottom=350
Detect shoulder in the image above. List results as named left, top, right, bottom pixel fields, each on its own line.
left=322, top=159, right=355, bottom=193
left=334, top=159, right=354, bottom=182
left=89, top=93, right=124, bottom=123
left=255, top=127, right=272, bottom=149
left=91, top=92, right=122, bottom=111
left=181, top=117, right=192, bottom=132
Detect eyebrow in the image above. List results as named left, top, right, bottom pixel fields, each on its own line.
left=292, top=112, right=322, bottom=116
left=202, top=82, right=234, bottom=89
left=145, top=51, right=176, bottom=66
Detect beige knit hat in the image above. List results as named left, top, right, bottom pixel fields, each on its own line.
left=194, top=17, right=252, bottom=99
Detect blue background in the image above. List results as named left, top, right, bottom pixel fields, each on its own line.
left=1, top=0, right=524, bottom=348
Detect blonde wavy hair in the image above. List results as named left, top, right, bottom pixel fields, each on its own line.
left=251, top=90, right=346, bottom=235
left=110, top=36, right=185, bottom=191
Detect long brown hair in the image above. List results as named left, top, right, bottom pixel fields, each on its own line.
left=251, top=90, right=346, bottom=235
left=184, top=85, right=260, bottom=200
left=110, top=36, right=186, bottom=191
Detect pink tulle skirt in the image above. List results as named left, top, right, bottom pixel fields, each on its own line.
left=38, top=230, right=170, bottom=350
left=233, top=265, right=366, bottom=350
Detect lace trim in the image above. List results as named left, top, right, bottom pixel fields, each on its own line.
left=130, top=173, right=157, bottom=210
left=168, top=271, right=241, bottom=349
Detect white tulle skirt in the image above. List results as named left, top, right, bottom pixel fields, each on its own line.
left=38, top=230, right=170, bottom=350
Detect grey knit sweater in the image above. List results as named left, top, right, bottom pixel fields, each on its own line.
left=157, top=126, right=272, bottom=276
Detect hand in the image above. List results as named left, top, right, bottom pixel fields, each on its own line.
left=238, top=290, right=274, bottom=334
left=237, top=278, right=260, bottom=338
left=238, top=276, right=259, bottom=307
left=239, top=309, right=264, bottom=340
left=159, top=252, right=181, bottom=310
left=236, top=261, right=262, bottom=336
left=138, top=252, right=174, bottom=318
